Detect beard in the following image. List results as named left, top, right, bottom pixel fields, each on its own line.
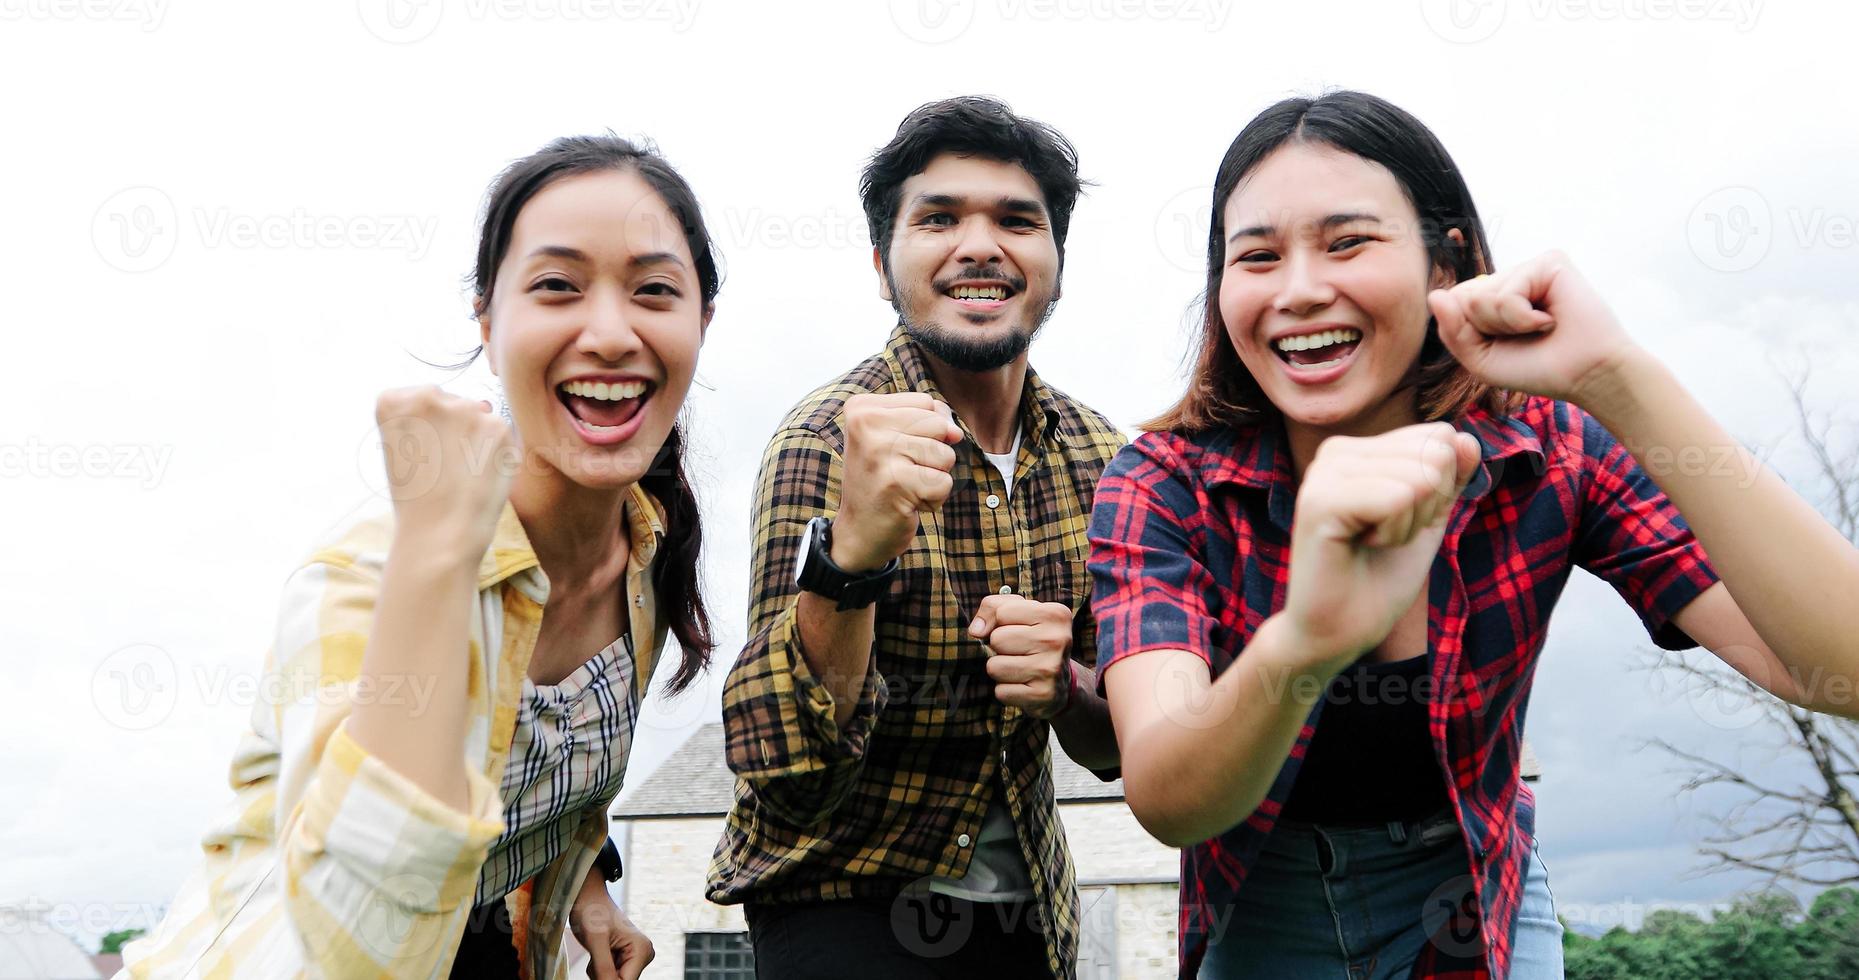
left=890, top=268, right=1059, bottom=373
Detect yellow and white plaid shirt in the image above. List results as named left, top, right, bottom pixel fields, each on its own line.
left=121, top=485, right=667, bottom=979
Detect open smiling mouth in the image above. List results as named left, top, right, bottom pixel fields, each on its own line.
left=1273, top=327, right=1363, bottom=370
left=943, top=281, right=1018, bottom=306
left=557, top=379, right=654, bottom=434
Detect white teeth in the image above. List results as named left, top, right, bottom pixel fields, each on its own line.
left=1275, top=328, right=1363, bottom=353
left=561, top=380, right=647, bottom=401
left=951, top=285, right=1007, bottom=301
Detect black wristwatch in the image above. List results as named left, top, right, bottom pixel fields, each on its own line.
left=794, top=516, right=899, bottom=611
left=595, top=837, right=623, bottom=882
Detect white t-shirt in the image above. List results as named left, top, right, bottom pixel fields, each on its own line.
left=927, top=423, right=1037, bottom=903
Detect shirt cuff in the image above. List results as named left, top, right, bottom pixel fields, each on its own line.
left=778, top=612, right=888, bottom=758
left=303, top=721, right=507, bottom=913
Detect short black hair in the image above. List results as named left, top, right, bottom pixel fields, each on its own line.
left=859, top=96, right=1084, bottom=273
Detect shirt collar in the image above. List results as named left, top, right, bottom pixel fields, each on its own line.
left=880, top=322, right=1068, bottom=451
left=1201, top=403, right=1546, bottom=527
left=476, top=482, right=667, bottom=596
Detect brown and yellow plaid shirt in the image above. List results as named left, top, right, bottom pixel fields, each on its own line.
left=706, top=325, right=1125, bottom=978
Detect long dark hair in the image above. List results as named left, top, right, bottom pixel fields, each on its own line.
left=1149, top=90, right=1521, bottom=435
left=463, top=134, right=718, bottom=695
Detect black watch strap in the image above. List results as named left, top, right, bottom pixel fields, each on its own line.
left=796, top=516, right=898, bottom=611
left=595, top=837, right=623, bottom=882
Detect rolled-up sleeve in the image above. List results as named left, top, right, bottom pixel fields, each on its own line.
left=720, top=424, right=888, bottom=827
left=268, top=559, right=505, bottom=975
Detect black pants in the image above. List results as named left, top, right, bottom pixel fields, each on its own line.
left=745, top=892, right=1054, bottom=979
left=450, top=898, right=521, bottom=979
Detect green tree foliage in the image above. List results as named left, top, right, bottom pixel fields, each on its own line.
left=1564, top=888, right=1859, bottom=980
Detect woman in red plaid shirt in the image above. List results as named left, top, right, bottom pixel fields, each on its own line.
left=1087, top=90, right=1859, bottom=979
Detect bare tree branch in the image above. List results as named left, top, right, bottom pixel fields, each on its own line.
left=1640, top=364, right=1859, bottom=889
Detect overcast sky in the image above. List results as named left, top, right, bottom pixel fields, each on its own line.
left=4, top=0, right=1858, bottom=952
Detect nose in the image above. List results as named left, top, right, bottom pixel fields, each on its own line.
left=951, top=215, right=1006, bottom=268
left=1273, top=251, right=1337, bottom=317
left=577, top=287, right=644, bottom=363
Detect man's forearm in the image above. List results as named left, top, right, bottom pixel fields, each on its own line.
left=795, top=590, right=878, bottom=731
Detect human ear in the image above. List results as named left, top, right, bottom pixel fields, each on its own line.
left=872, top=246, right=893, bottom=302
left=478, top=314, right=499, bottom=375
left=1430, top=227, right=1469, bottom=291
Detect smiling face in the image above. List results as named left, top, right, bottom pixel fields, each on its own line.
left=479, top=169, right=706, bottom=490
left=1219, top=142, right=1455, bottom=437
left=876, top=154, right=1061, bottom=372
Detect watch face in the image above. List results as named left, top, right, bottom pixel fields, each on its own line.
left=794, top=516, right=817, bottom=584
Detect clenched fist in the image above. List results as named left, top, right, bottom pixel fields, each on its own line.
left=1282, top=422, right=1481, bottom=674
left=1427, top=251, right=1640, bottom=406
left=829, top=392, right=965, bottom=572
left=970, top=593, right=1077, bottom=718
left=374, top=385, right=517, bottom=565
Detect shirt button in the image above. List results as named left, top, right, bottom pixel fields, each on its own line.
left=985, top=493, right=1001, bottom=509
left=957, top=834, right=972, bottom=848
left=999, top=585, right=1012, bottom=595
left=633, top=595, right=644, bottom=607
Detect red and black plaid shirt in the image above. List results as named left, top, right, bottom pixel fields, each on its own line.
left=1087, top=395, right=1720, bottom=979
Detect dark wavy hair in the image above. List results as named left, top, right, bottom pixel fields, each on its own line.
left=458, top=134, right=717, bottom=695
left=860, top=95, right=1085, bottom=276
left=1148, top=90, right=1521, bottom=435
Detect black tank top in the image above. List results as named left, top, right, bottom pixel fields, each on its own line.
left=1279, top=653, right=1452, bottom=825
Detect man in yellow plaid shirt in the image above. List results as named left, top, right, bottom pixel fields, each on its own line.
left=707, top=96, right=1125, bottom=980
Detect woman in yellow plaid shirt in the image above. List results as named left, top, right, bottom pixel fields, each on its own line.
left=120, top=136, right=719, bottom=979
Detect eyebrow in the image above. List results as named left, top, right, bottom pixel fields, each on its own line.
left=909, top=193, right=1049, bottom=218
left=1228, top=211, right=1382, bottom=244
left=525, top=245, right=687, bottom=270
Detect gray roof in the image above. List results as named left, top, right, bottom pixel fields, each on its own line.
left=613, top=722, right=1125, bottom=820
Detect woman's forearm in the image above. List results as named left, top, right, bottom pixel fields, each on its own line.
left=1116, top=614, right=1333, bottom=846
left=1578, top=353, right=1859, bottom=683
left=1049, top=666, right=1121, bottom=771
left=344, top=529, right=480, bottom=811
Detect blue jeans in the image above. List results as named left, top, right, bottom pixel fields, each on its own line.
left=1200, top=812, right=1563, bottom=979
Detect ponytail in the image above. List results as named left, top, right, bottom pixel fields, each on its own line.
left=639, top=420, right=713, bottom=694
